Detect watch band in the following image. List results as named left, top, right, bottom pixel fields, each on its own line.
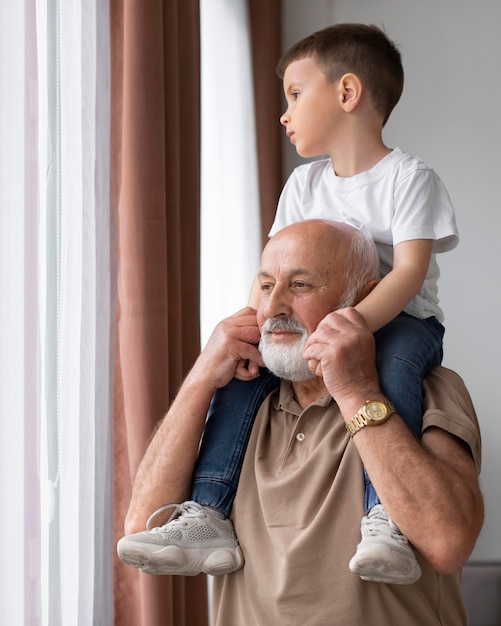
left=345, top=399, right=396, bottom=437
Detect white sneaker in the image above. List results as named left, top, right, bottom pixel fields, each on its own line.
left=349, top=504, right=422, bottom=584
left=117, top=501, right=244, bottom=576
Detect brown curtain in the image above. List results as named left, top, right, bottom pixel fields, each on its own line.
left=111, top=1, right=207, bottom=625
left=248, top=0, right=284, bottom=245
left=111, top=1, right=282, bottom=625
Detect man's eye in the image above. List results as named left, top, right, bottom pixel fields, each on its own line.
left=293, top=281, right=308, bottom=289
left=261, top=283, right=273, bottom=292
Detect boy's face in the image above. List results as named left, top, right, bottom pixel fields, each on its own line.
left=281, top=57, right=343, bottom=158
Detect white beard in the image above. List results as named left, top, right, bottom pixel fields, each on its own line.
left=259, top=317, right=316, bottom=382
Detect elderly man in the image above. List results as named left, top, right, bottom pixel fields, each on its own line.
left=123, top=219, right=483, bottom=625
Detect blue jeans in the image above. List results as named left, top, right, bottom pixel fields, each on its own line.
left=191, top=312, right=444, bottom=518
left=191, top=369, right=279, bottom=517
left=365, top=313, right=444, bottom=511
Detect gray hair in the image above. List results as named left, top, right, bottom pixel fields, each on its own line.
left=337, top=227, right=380, bottom=309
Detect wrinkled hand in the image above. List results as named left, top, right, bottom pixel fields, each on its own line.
left=192, top=307, right=264, bottom=390
left=302, top=308, right=380, bottom=403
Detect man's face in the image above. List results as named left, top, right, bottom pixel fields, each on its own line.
left=256, top=225, right=350, bottom=380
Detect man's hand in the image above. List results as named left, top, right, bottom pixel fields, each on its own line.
left=192, top=307, right=264, bottom=391
left=303, top=308, right=381, bottom=408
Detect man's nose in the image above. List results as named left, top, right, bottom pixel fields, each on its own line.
left=262, top=286, right=291, bottom=319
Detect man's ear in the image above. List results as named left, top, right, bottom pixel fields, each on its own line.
left=338, top=73, right=363, bottom=113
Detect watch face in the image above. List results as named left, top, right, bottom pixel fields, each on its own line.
left=365, top=401, right=388, bottom=422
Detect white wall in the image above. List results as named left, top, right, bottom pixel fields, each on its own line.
left=282, top=0, right=501, bottom=561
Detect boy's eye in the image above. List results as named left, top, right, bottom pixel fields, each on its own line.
left=292, top=91, right=300, bottom=99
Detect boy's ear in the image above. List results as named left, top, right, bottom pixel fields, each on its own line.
left=338, top=73, right=363, bottom=112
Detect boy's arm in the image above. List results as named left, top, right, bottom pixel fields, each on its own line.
left=355, top=239, right=433, bottom=332
left=247, top=274, right=261, bottom=309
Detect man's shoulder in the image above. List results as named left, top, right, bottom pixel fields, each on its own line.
left=424, top=366, right=470, bottom=398
left=423, top=366, right=481, bottom=471
left=423, top=366, right=475, bottom=414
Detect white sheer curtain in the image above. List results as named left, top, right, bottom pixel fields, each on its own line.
left=200, top=0, right=262, bottom=347
left=0, top=2, right=34, bottom=622
left=0, top=2, right=113, bottom=625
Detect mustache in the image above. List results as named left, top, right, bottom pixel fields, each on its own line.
left=261, top=317, right=308, bottom=335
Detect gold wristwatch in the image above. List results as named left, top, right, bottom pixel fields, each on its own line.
left=345, top=399, right=396, bottom=437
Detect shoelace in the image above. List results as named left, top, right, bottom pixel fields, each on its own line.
left=146, top=501, right=206, bottom=532
left=363, top=506, right=408, bottom=545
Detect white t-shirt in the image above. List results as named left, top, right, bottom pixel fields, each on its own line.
left=270, top=148, right=459, bottom=322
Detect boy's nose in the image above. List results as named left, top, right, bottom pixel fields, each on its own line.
left=280, top=110, right=289, bottom=126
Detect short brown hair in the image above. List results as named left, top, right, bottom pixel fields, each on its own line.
left=277, top=24, right=404, bottom=126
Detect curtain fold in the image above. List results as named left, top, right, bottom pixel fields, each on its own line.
left=37, top=1, right=114, bottom=623
left=248, top=0, right=283, bottom=244
left=0, top=3, right=36, bottom=621
left=1, top=1, right=114, bottom=623
left=111, top=1, right=207, bottom=625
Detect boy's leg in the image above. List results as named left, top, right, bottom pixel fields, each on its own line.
left=364, top=313, right=444, bottom=510
left=117, top=369, right=280, bottom=576
left=350, top=313, right=444, bottom=584
left=191, top=369, right=280, bottom=517
left=374, top=313, right=444, bottom=437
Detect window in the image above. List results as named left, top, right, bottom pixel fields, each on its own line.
left=200, top=0, right=261, bottom=346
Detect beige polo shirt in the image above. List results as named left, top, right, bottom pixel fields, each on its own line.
left=212, top=367, right=481, bottom=626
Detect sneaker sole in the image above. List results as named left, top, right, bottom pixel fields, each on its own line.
left=118, top=542, right=244, bottom=577
left=350, top=560, right=422, bottom=585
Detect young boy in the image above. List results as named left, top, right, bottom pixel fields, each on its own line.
left=117, top=24, right=458, bottom=585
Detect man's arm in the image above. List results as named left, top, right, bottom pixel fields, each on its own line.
left=124, top=307, right=263, bottom=535
left=303, top=307, right=484, bottom=574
